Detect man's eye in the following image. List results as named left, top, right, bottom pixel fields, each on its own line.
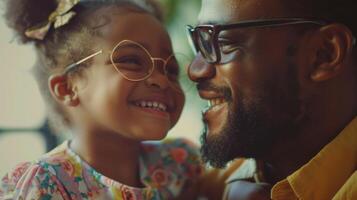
left=219, top=42, right=242, bottom=54
left=218, top=37, right=244, bottom=53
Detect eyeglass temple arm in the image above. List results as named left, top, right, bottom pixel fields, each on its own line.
left=62, top=50, right=103, bottom=75
left=352, top=37, right=357, bottom=46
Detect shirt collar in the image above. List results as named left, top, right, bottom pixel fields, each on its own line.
left=272, top=116, right=357, bottom=199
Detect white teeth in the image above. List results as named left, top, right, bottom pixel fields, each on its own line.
left=208, top=98, right=226, bottom=107
left=153, top=102, right=158, bottom=107
left=134, top=100, right=168, bottom=112
left=159, top=104, right=167, bottom=111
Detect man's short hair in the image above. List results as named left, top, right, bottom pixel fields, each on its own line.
left=284, top=0, right=356, bottom=36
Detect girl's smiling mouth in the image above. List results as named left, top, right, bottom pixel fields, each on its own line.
left=131, top=100, right=170, bottom=119
left=134, top=100, right=168, bottom=112
left=129, top=95, right=174, bottom=119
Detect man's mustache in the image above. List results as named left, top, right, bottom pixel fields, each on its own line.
left=196, top=81, right=232, bottom=101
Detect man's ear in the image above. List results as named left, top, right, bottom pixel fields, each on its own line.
left=310, top=24, right=354, bottom=82
left=48, top=74, right=80, bottom=107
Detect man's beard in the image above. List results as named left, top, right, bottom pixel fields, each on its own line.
left=200, top=70, right=300, bottom=168
left=200, top=98, right=281, bottom=168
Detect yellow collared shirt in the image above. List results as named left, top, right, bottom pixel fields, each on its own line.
left=272, top=117, right=357, bottom=200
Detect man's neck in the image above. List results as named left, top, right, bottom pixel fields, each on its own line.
left=263, top=114, right=355, bottom=185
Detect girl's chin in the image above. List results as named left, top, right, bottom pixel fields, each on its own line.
left=144, top=129, right=169, bottom=140
left=129, top=126, right=170, bottom=141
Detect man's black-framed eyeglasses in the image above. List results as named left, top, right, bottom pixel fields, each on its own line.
left=186, top=18, right=354, bottom=64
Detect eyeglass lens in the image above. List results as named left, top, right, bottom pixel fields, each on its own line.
left=111, top=40, right=195, bottom=93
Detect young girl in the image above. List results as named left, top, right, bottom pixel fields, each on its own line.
left=0, top=0, right=204, bottom=199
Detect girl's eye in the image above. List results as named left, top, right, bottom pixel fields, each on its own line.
left=112, top=55, right=148, bottom=71
left=113, top=56, right=143, bottom=65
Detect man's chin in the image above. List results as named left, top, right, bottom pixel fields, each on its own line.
left=200, top=115, right=297, bottom=169
left=200, top=112, right=277, bottom=168
left=200, top=127, right=238, bottom=168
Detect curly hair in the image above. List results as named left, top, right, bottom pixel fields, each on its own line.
left=4, top=0, right=164, bottom=133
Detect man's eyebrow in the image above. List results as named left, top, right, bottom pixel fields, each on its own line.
left=218, top=30, right=247, bottom=42
left=197, top=20, right=220, bottom=25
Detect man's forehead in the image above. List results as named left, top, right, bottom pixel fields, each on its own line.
left=198, top=0, right=240, bottom=24
left=198, top=0, right=288, bottom=25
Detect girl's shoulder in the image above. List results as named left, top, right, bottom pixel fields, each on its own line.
left=0, top=141, right=77, bottom=200
left=0, top=160, right=69, bottom=200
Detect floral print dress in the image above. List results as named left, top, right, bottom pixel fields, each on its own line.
left=0, top=138, right=202, bottom=200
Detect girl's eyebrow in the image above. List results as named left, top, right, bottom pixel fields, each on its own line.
left=137, top=41, right=173, bottom=56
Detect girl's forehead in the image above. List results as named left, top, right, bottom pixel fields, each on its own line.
left=92, top=9, right=171, bottom=52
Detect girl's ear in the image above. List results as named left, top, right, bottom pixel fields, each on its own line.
left=48, top=74, right=80, bottom=106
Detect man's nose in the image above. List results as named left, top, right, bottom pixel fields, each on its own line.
left=188, top=54, right=216, bottom=82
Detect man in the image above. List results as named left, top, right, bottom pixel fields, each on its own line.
left=186, top=0, right=357, bottom=199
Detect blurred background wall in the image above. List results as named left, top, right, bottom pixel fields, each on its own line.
left=0, top=0, right=205, bottom=176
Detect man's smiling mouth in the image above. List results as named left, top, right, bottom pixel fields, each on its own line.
left=208, top=97, right=226, bottom=108
left=204, top=97, right=228, bottom=116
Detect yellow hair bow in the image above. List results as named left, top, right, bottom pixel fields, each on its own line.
left=25, top=0, right=80, bottom=40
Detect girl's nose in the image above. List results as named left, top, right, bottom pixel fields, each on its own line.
left=144, top=60, right=170, bottom=90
